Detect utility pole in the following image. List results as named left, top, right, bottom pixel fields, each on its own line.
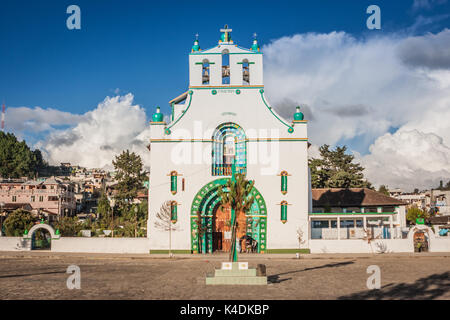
left=134, top=205, right=138, bottom=237
left=0, top=202, right=5, bottom=236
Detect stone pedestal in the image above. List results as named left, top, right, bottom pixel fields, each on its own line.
left=206, top=262, right=267, bottom=285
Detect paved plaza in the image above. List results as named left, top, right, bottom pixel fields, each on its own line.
left=0, top=251, right=449, bottom=300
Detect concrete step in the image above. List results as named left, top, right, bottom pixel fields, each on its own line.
left=215, top=268, right=257, bottom=277
left=206, top=275, right=267, bottom=285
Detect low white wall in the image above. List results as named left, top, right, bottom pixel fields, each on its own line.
left=430, top=238, right=450, bottom=252
left=0, top=237, right=30, bottom=251
left=309, top=239, right=413, bottom=254
left=51, top=237, right=150, bottom=254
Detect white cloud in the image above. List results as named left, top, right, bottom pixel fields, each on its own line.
left=5, top=106, right=84, bottom=135
left=357, top=129, right=450, bottom=190
left=37, top=93, right=151, bottom=169
left=412, top=0, right=448, bottom=10
left=263, top=29, right=450, bottom=190
left=10, top=29, right=450, bottom=191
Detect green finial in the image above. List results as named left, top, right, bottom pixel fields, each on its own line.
left=294, top=106, right=304, bottom=121
left=24, top=229, right=28, bottom=235
left=55, top=229, right=60, bottom=235
left=251, top=33, right=260, bottom=52
left=152, top=106, right=164, bottom=122
left=192, top=33, right=200, bottom=52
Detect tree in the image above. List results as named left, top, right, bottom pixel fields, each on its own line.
left=154, top=201, right=179, bottom=257
left=193, top=210, right=208, bottom=254
left=96, top=191, right=111, bottom=227
left=0, top=132, right=46, bottom=178
left=309, top=144, right=372, bottom=188
left=378, top=185, right=390, bottom=196
left=296, top=227, right=306, bottom=258
left=217, top=171, right=254, bottom=262
left=53, top=216, right=82, bottom=236
left=3, top=209, right=36, bottom=236
left=406, top=206, right=428, bottom=225
left=113, top=150, right=147, bottom=204
left=437, top=180, right=450, bottom=191
left=112, top=150, right=148, bottom=227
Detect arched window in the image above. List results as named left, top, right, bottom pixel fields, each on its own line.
left=212, top=123, right=246, bottom=176
left=202, top=59, right=210, bottom=85
left=242, top=59, right=250, bottom=85
left=222, top=50, right=230, bottom=84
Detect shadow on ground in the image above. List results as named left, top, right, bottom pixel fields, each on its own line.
left=0, top=270, right=66, bottom=279
left=338, top=271, right=450, bottom=300
left=268, top=261, right=354, bottom=284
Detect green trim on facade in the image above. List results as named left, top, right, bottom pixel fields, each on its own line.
left=189, top=86, right=264, bottom=90
left=190, top=52, right=262, bottom=55
left=190, top=178, right=267, bottom=254
left=150, top=138, right=308, bottom=143
left=259, top=89, right=294, bottom=133
left=165, top=90, right=194, bottom=134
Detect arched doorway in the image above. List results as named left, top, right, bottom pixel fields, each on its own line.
left=413, top=231, right=429, bottom=252
left=407, top=225, right=433, bottom=252
left=24, top=223, right=60, bottom=250
left=190, top=178, right=267, bottom=254
left=32, top=228, right=52, bottom=250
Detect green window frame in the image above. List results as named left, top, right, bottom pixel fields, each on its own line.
left=170, top=171, right=178, bottom=195
left=280, top=171, right=288, bottom=194
left=281, top=201, right=288, bottom=223
left=171, top=201, right=178, bottom=223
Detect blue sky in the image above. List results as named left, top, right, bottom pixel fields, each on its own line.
left=1, top=0, right=447, bottom=117
left=1, top=0, right=450, bottom=189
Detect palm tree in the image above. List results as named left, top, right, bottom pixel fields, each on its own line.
left=217, top=164, right=254, bottom=262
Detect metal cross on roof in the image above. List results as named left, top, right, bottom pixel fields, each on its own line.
left=220, top=24, right=232, bottom=33
left=220, top=24, right=232, bottom=42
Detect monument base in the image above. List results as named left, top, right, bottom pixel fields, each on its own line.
left=205, top=262, right=267, bottom=285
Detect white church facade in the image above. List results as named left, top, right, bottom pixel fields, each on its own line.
left=147, top=26, right=310, bottom=253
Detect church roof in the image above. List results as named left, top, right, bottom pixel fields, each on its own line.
left=312, top=188, right=405, bottom=207
left=191, top=43, right=257, bottom=55
left=190, top=25, right=260, bottom=55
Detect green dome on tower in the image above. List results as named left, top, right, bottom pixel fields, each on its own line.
left=251, top=33, right=260, bottom=52
left=191, top=34, right=200, bottom=52
left=152, top=107, right=163, bottom=122
left=294, top=106, right=304, bottom=121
